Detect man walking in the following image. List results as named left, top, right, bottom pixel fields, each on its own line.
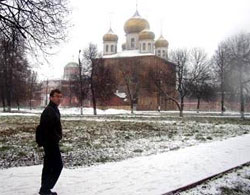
left=38, top=89, right=63, bottom=195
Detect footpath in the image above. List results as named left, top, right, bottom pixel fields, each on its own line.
left=1, top=134, right=250, bottom=195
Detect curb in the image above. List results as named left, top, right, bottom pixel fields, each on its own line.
left=162, top=161, right=250, bottom=195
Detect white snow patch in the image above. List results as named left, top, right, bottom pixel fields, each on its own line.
left=103, top=50, right=154, bottom=58
left=114, top=91, right=127, bottom=99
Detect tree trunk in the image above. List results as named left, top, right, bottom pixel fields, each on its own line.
left=90, top=81, right=97, bottom=115
left=16, top=98, right=20, bottom=111
left=221, top=77, right=225, bottom=115
left=130, top=102, right=134, bottom=114
left=180, top=96, right=184, bottom=117
left=6, top=69, right=12, bottom=112
left=78, top=57, right=83, bottom=115
left=45, top=79, right=48, bottom=106
left=1, top=92, right=6, bottom=112
left=29, top=96, right=32, bottom=110
left=239, top=66, right=244, bottom=119
left=157, top=91, right=161, bottom=112
left=197, top=97, right=200, bottom=113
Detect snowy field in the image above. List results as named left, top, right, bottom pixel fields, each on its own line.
left=1, top=107, right=250, bottom=194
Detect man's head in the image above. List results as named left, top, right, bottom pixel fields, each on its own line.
left=49, top=89, right=63, bottom=106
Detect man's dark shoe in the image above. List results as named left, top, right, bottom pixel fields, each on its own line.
left=39, top=190, right=57, bottom=195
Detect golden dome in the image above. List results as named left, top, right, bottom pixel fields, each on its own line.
left=155, top=35, right=169, bottom=48
left=124, top=10, right=150, bottom=34
left=139, top=29, right=155, bottom=40
left=103, top=28, right=118, bottom=42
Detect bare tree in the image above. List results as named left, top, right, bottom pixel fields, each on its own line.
left=119, top=58, right=141, bottom=114
left=212, top=41, right=231, bottom=115
left=92, top=60, right=116, bottom=107
left=77, top=50, right=85, bottom=115
left=169, top=49, right=189, bottom=117
left=27, top=70, right=39, bottom=110
left=81, top=43, right=116, bottom=115
left=0, top=0, right=69, bottom=51
left=12, top=52, right=30, bottom=110
left=148, top=63, right=178, bottom=112
left=188, top=48, right=215, bottom=113
left=82, top=44, right=99, bottom=115
left=71, top=72, right=89, bottom=115
left=226, top=33, right=250, bottom=119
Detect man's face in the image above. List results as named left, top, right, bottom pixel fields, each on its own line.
left=50, top=92, right=63, bottom=106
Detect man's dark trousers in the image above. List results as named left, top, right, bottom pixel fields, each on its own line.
left=40, top=143, right=63, bottom=193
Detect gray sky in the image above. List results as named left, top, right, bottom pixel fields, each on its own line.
left=34, top=0, right=250, bottom=80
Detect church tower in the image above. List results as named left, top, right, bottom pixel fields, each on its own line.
left=124, top=10, right=149, bottom=50
left=103, top=28, right=118, bottom=55
left=155, top=35, right=169, bottom=60
left=139, top=28, right=155, bottom=53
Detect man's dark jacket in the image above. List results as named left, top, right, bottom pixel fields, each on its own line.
left=40, top=101, right=62, bottom=145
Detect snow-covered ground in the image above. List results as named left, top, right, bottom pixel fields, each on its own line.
left=0, top=107, right=131, bottom=116
left=1, top=108, right=250, bottom=194
left=0, top=134, right=250, bottom=195
left=1, top=107, right=250, bottom=117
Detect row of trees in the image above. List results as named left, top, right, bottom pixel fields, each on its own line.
left=213, top=32, right=250, bottom=118
left=150, top=32, right=250, bottom=118
left=0, top=35, right=40, bottom=111
left=70, top=32, right=250, bottom=117
left=0, top=0, right=69, bottom=111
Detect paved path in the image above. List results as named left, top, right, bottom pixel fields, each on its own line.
left=1, top=134, right=250, bottom=195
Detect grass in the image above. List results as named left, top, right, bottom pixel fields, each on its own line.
left=0, top=115, right=250, bottom=169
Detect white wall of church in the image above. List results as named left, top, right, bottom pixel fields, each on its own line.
left=139, top=40, right=154, bottom=53
left=126, top=33, right=140, bottom=50
left=103, top=42, right=117, bottom=55
left=155, top=47, right=168, bottom=60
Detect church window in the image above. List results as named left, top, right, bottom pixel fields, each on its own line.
left=115, top=45, right=117, bottom=52
left=111, top=45, right=114, bottom=52
left=158, top=50, right=161, bottom=56
left=143, top=43, right=146, bottom=50
left=106, top=45, right=109, bottom=52
left=131, top=38, right=135, bottom=48
left=163, top=50, right=165, bottom=57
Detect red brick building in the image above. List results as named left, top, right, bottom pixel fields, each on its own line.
left=102, top=54, right=177, bottom=110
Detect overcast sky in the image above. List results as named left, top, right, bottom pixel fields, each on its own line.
left=34, top=0, right=250, bottom=80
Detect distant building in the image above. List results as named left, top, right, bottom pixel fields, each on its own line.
left=63, top=62, right=79, bottom=80
left=38, top=8, right=177, bottom=111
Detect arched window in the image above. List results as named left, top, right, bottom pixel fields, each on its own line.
left=162, top=50, right=165, bottom=57
left=131, top=38, right=135, bottom=48
left=158, top=50, right=161, bottom=56
left=106, top=45, right=109, bottom=52
left=111, top=45, right=114, bottom=52
left=143, top=43, right=146, bottom=50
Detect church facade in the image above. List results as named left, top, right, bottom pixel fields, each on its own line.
left=101, top=9, right=177, bottom=110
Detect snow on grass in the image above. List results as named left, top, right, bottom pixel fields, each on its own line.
left=1, top=114, right=250, bottom=169
left=180, top=163, right=250, bottom=195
